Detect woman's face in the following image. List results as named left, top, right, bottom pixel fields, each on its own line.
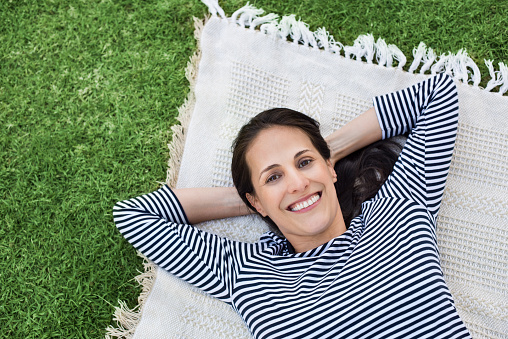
left=246, top=126, right=346, bottom=252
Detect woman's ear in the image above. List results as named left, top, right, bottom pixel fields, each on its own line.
left=246, top=193, right=267, bottom=217
left=327, top=160, right=337, bottom=183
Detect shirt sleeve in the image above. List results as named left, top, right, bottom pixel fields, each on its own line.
left=373, top=73, right=459, bottom=220
left=113, top=185, right=243, bottom=304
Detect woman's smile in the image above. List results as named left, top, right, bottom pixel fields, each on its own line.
left=287, top=192, right=321, bottom=212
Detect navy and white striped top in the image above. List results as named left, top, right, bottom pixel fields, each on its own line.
left=114, top=74, right=471, bottom=338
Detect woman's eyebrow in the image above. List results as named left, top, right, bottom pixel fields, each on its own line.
left=294, top=149, right=310, bottom=159
left=258, top=149, right=311, bottom=180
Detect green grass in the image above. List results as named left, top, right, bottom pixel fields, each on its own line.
left=0, top=0, right=506, bottom=337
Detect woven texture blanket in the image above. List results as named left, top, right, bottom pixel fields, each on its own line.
left=108, top=3, right=508, bottom=338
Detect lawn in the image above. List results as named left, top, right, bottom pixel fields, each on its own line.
left=0, top=0, right=506, bottom=337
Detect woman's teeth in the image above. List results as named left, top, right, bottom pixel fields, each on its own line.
left=290, top=194, right=320, bottom=212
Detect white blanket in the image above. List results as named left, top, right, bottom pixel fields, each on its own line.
left=108, top=4, right=508, bottom=338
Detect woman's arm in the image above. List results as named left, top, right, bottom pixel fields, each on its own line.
left=173, top=187, right=253, bottom=224
left=372, top=74, right=459, bottom=218
left=327, top=74, right=458, bottom=220
left=325, top=107, right=383, bottom=165
left=113, top=185, right=248, bottom=303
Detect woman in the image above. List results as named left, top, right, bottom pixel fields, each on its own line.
left=114, top=74, right=470, bottom=338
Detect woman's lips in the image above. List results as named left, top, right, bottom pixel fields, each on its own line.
left=287, top=192, right=322, bottom=212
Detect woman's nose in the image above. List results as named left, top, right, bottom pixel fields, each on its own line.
left=287, top=169, right=309, bottom=193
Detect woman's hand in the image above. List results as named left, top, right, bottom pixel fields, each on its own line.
left=174, top=187, right=254, bottom=224
left=325, top=107, right=383, bottom=165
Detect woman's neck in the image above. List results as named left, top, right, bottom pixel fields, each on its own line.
left=286, top=218, right=347, bottom=253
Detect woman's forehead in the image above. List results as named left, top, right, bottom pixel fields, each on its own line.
left=245, top=126, right=316, bottom=169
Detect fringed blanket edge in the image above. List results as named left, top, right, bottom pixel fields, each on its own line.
left=203, top=0, right=507, bottom=95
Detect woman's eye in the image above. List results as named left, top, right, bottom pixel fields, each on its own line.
left=266, top=174, right=281, bottom=183
left=299, top=159, right=312, bottom=168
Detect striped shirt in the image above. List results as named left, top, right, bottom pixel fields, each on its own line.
left=114, top=74, right=471, bottom=338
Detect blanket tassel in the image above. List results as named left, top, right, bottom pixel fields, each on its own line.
left=485, top=60, right=508, bottom=95
left=105, top=254, right=157, bottom=339
left=199, top=1, right=507, bottom=94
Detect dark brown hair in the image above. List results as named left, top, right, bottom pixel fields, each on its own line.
left=334, top=139, right=401, bottom=226
left=231, top=108, right=400, bottom=234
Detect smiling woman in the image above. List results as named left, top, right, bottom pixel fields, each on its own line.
left=245, top=125, right=345, bottom=252
left=232, top=112, right=347, bottom=253
left=113, top=74, right=471, bottom=338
